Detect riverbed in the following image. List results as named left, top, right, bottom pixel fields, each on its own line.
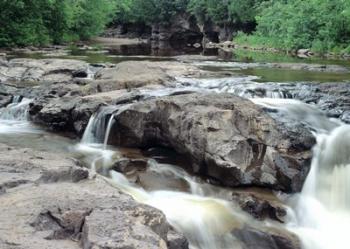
left=1, top=41, right=350, bottom=249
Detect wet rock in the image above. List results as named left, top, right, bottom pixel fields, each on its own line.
left=111, top=158, right=148, bottom=174
left=167, top=230, right=189, bottom=249
left=136, top=171, right=190, bottom=192
left=294, top=83, right=350, bottom=124
left=0, top=143, right=184, bottom=249
left=233, top=226, right=301, bottom=249
left=72, top=70, right=88, bottom=78
left=29, top=96, right=104, bottom=134
left=231, top=190, right=287, bottom=222
left=0, top=94, right=12, bottom=108
left=110, top=93, right=314, bottom=193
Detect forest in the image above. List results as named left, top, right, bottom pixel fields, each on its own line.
left=1, top=0, right=350, bottom=53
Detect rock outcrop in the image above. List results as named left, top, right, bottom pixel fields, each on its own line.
left=0, top=143, right=186, bottom=249
left=227, top=81, right=350, bottom=124
left=0, top=58, right=91, bottom=85
left=107, top=93, right=314, bottom=193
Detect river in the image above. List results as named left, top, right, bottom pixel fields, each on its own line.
left=1, top=44, right=350, bottom=249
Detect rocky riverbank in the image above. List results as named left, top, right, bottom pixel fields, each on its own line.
left=0, top=143, right=187, bottom=249
left=1, top=53, right=349, bottom=249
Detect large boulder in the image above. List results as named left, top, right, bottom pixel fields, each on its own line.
left=108, top=93, right=314, bottom=193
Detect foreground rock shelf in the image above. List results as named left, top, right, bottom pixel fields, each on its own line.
left=0, top=144, right=186, bottom=249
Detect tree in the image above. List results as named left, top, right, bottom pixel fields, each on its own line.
left=0, top=0, right=116, bottom=47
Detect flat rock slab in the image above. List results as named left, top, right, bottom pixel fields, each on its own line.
left=0, top=58, right=89, bottom=84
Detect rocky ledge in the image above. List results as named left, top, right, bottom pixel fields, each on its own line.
left=107, top=93, right=315, bottom=193
left=26, top=87, right=315, bottom=193
left=0, top=58, right=91, bottom=85
left=0, top=143, right=187, bottom=249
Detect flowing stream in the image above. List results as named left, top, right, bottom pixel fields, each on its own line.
left=251, top=98, right=350, bottom=249
left=1, top=70, right=350, bottom=248
left=74, top=106, right=258, bottom=249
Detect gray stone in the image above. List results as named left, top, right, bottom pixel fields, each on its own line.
left=109, top=93, right=314, bottom=193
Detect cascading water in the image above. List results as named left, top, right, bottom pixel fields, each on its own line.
left=0, top=97, right=38, bottom=134
left=0, top=97, right=31, bottom=121
left=81, top=106, right=117, bottom=144
left=287, top=125, right=350, bottom=249
left=252, top=97, right=350, bottom=249
left=251, top=98, right=340, bottom=132
left=75, top=106, right=275, bottom=249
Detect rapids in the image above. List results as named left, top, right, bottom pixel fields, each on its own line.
left=1, top=64, right=350, bottom=249
left=251, top=98, right=350, bottom=249
left=74, top=108, right=243, bottom=249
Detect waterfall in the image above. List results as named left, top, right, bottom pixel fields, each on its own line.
left=286, top=125, right=350, bottom=249
left=0, top=97, right=37, bottom=134
left=81, top=106, right=117, bottom=144
left=252, top=98, right=340, bottom=132
left=0, top=97, right=31, bottom=121
left=248, top=97, right=350, bottom=249
left=76, top=95, right=350, bottom=249
left=76, top=106, right=257, bottom=249
left=103, top=114, right=115, bottom=150
left=301, top=125, right=350, bottom=211
left=109, top=165, right=248, bottom=249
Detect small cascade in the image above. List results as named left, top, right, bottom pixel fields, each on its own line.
left=103, top=113, right=115, bottom=150
left=251, top=98, right=341, bottom=132
left=12, top=95, right=23, bottom=103
left=287, top=125, right=350, bottom=249
left=86, top=65, right=97, bottom=80
left=0, top=97, right=37, bottom=134
left=77, top=104, right=132, bottom=174
left=175, top=76, right=295, bottom=100
left=264, top=89, right=293, bottom=99
left=108, top=164, right=248, bottom=249
left=306, top=125, right=350, bottom=211
left=0, top=97, right=31, bottom=121
left=81, top=106, right=117, bottom=144
left=76, top=105, right=263, bottom=249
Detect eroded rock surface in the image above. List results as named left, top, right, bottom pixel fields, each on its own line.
left=108, top=93, right=314, bottom=192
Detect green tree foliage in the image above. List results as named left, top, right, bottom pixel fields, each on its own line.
left=187, top=0, right=263, bottom=25
left=1, top=0, right=349, bottom=53
left=112, top=0, right=189, bottom=24
left=253, top=0, right=350, bottom=52
left=0, top=0, right=116, bottom=47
